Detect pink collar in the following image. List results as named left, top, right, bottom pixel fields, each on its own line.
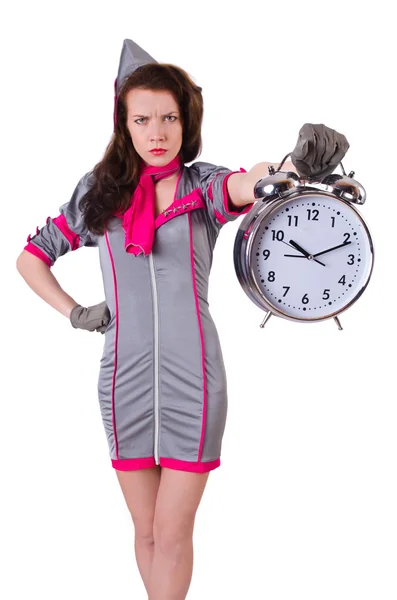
left=118, top=155, right=181, bottom=256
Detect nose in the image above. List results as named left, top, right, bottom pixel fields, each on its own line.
left=149, top=121, right=166, bottom=144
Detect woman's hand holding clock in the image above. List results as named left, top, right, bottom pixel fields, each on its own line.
left=291, top=123, right=350, bottom=180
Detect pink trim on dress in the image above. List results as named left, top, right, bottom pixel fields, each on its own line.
left=105, top=231, right=120, bottom=461
left=214, top=210, right=227, bottom=224
left=188, top=211, right=208, bottom=465
left=155, top=188, right=206, bottom=229
left=23, top=242, right=53, bottom=267
left=111, top=457, right=157, bottom=471
left=160, top=457, right=220, bottom=473
left=208, top=179, right=214, bottom=202
left=222, top=169, right=255, bottom=216
left=52, top=214, right=81, bottom=250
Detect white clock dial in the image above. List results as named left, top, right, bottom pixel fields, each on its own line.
left=251, top=194, right=373, bottom=320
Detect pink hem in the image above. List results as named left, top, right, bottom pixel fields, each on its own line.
left=24, top=242, right=53, bottom=267
left=160, top=457, right=220, bottom=472
left=112, top=457, right=157, bottom=471
left=110, top=457, right=221, bottom=473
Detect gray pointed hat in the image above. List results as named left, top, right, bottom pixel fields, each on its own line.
left=113, top=39, right=157, bottom=130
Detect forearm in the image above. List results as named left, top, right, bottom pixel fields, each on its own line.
left=227, top=160, right=295, bottom=207
left=16, top=251, right=79, bottom=319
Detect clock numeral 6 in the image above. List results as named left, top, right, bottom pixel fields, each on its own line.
left=302, top=293, right=309, bottom=304
left=322, top=289, right=331, bottom=300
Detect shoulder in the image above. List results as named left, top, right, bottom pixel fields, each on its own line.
left=58, top=169, right=96, bottom=231
left=185, top=161, right=232, bottom=186
left=76, top=169, right=96, bottom=193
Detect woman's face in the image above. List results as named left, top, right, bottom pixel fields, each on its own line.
left=125, top=88, right=183, bottom=166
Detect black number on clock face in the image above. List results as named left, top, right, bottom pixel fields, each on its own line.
left=347, top=254, right=355, bottom=265
left=338, top=275, right=346, bottom=285
left=268, top=271, right=276, bottom=282
left=307, top=209, right=319, bottom=220
left=271, top=230, right=284, bottom=241
left=343, top=233, right=351, bottom=243
left=282, top=286, right=290, bottom=297
left=322, top=289, right=331, bottom=300
left=302, top=293, right=309, bottom=304
left=263, top=249, right=270, bottom=260
left=287, top=215, right=299, bottom=227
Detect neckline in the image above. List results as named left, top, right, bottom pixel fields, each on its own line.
left=154, top=166, right=184, bottom=221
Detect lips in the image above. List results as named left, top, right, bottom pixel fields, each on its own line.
left=150, top=149, right=167, bottom=155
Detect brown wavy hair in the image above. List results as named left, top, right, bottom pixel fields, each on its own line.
left=79, top=63, right=204, bottom=236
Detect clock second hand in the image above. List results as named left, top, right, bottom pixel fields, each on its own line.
left=280, top=239, right=326, bottom=267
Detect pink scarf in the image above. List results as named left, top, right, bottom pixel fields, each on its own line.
left=117, top=155, right=181, bottom=256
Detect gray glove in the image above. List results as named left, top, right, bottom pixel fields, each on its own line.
left=70, top=301, right=110, bottom=334
left=291, top=123, right=350, bottom=181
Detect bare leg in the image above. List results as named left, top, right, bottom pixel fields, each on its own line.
left=148, top=467, right=210, bottom=600
left=115, top=466, right=162, bottom=594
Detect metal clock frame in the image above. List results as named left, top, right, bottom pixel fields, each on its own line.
left=233, top=156, right=375, bottom=330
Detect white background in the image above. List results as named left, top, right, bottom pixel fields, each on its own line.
left=2, top=0, right=396, bottom=598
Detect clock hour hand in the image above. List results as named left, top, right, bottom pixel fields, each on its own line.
left=288, top=239, right=326, bottom=267
left=313, top=241, right=352, bottom=257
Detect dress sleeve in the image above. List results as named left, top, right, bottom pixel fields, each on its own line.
left=23, top=171, right=97, bottom=267
left=190, top=161, right=255, bottom=230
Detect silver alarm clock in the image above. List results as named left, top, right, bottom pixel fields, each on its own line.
left=233, top=155, right=374, bottom=330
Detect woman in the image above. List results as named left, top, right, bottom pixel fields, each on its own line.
left=16, top=39, right=349, bottom=600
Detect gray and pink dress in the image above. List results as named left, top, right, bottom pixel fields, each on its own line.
left=24, top=163, right=254, bottom=472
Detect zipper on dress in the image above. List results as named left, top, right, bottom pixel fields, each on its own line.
left=148, top=252, right=160, bottom=465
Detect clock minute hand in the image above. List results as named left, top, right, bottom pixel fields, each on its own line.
left=313, top=241, right=352, bottom=258
left=289, top=240, right=326, bottom=267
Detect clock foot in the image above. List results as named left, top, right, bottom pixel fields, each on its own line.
left=333, top=316, right=343, bottom=330
left=260, top=311, right=273, bottom=328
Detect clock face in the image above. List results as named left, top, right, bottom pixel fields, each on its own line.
left=251, top=193, right=373, bottom=320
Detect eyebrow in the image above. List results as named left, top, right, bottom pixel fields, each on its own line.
left=131, top=111, right=179, bottom=118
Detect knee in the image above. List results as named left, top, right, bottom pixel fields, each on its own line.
left=133, top=521, right=155, bottom=546
left=153, top=519, right=194, bottom=557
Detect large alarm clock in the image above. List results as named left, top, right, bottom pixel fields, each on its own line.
left=233, top=158, right=374, bottom=330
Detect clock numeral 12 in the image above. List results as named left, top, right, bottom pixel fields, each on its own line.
left=307, top=209, right=319, bottom=221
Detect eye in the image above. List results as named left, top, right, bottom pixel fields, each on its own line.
left=134, top=116, right=177, bottom=124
